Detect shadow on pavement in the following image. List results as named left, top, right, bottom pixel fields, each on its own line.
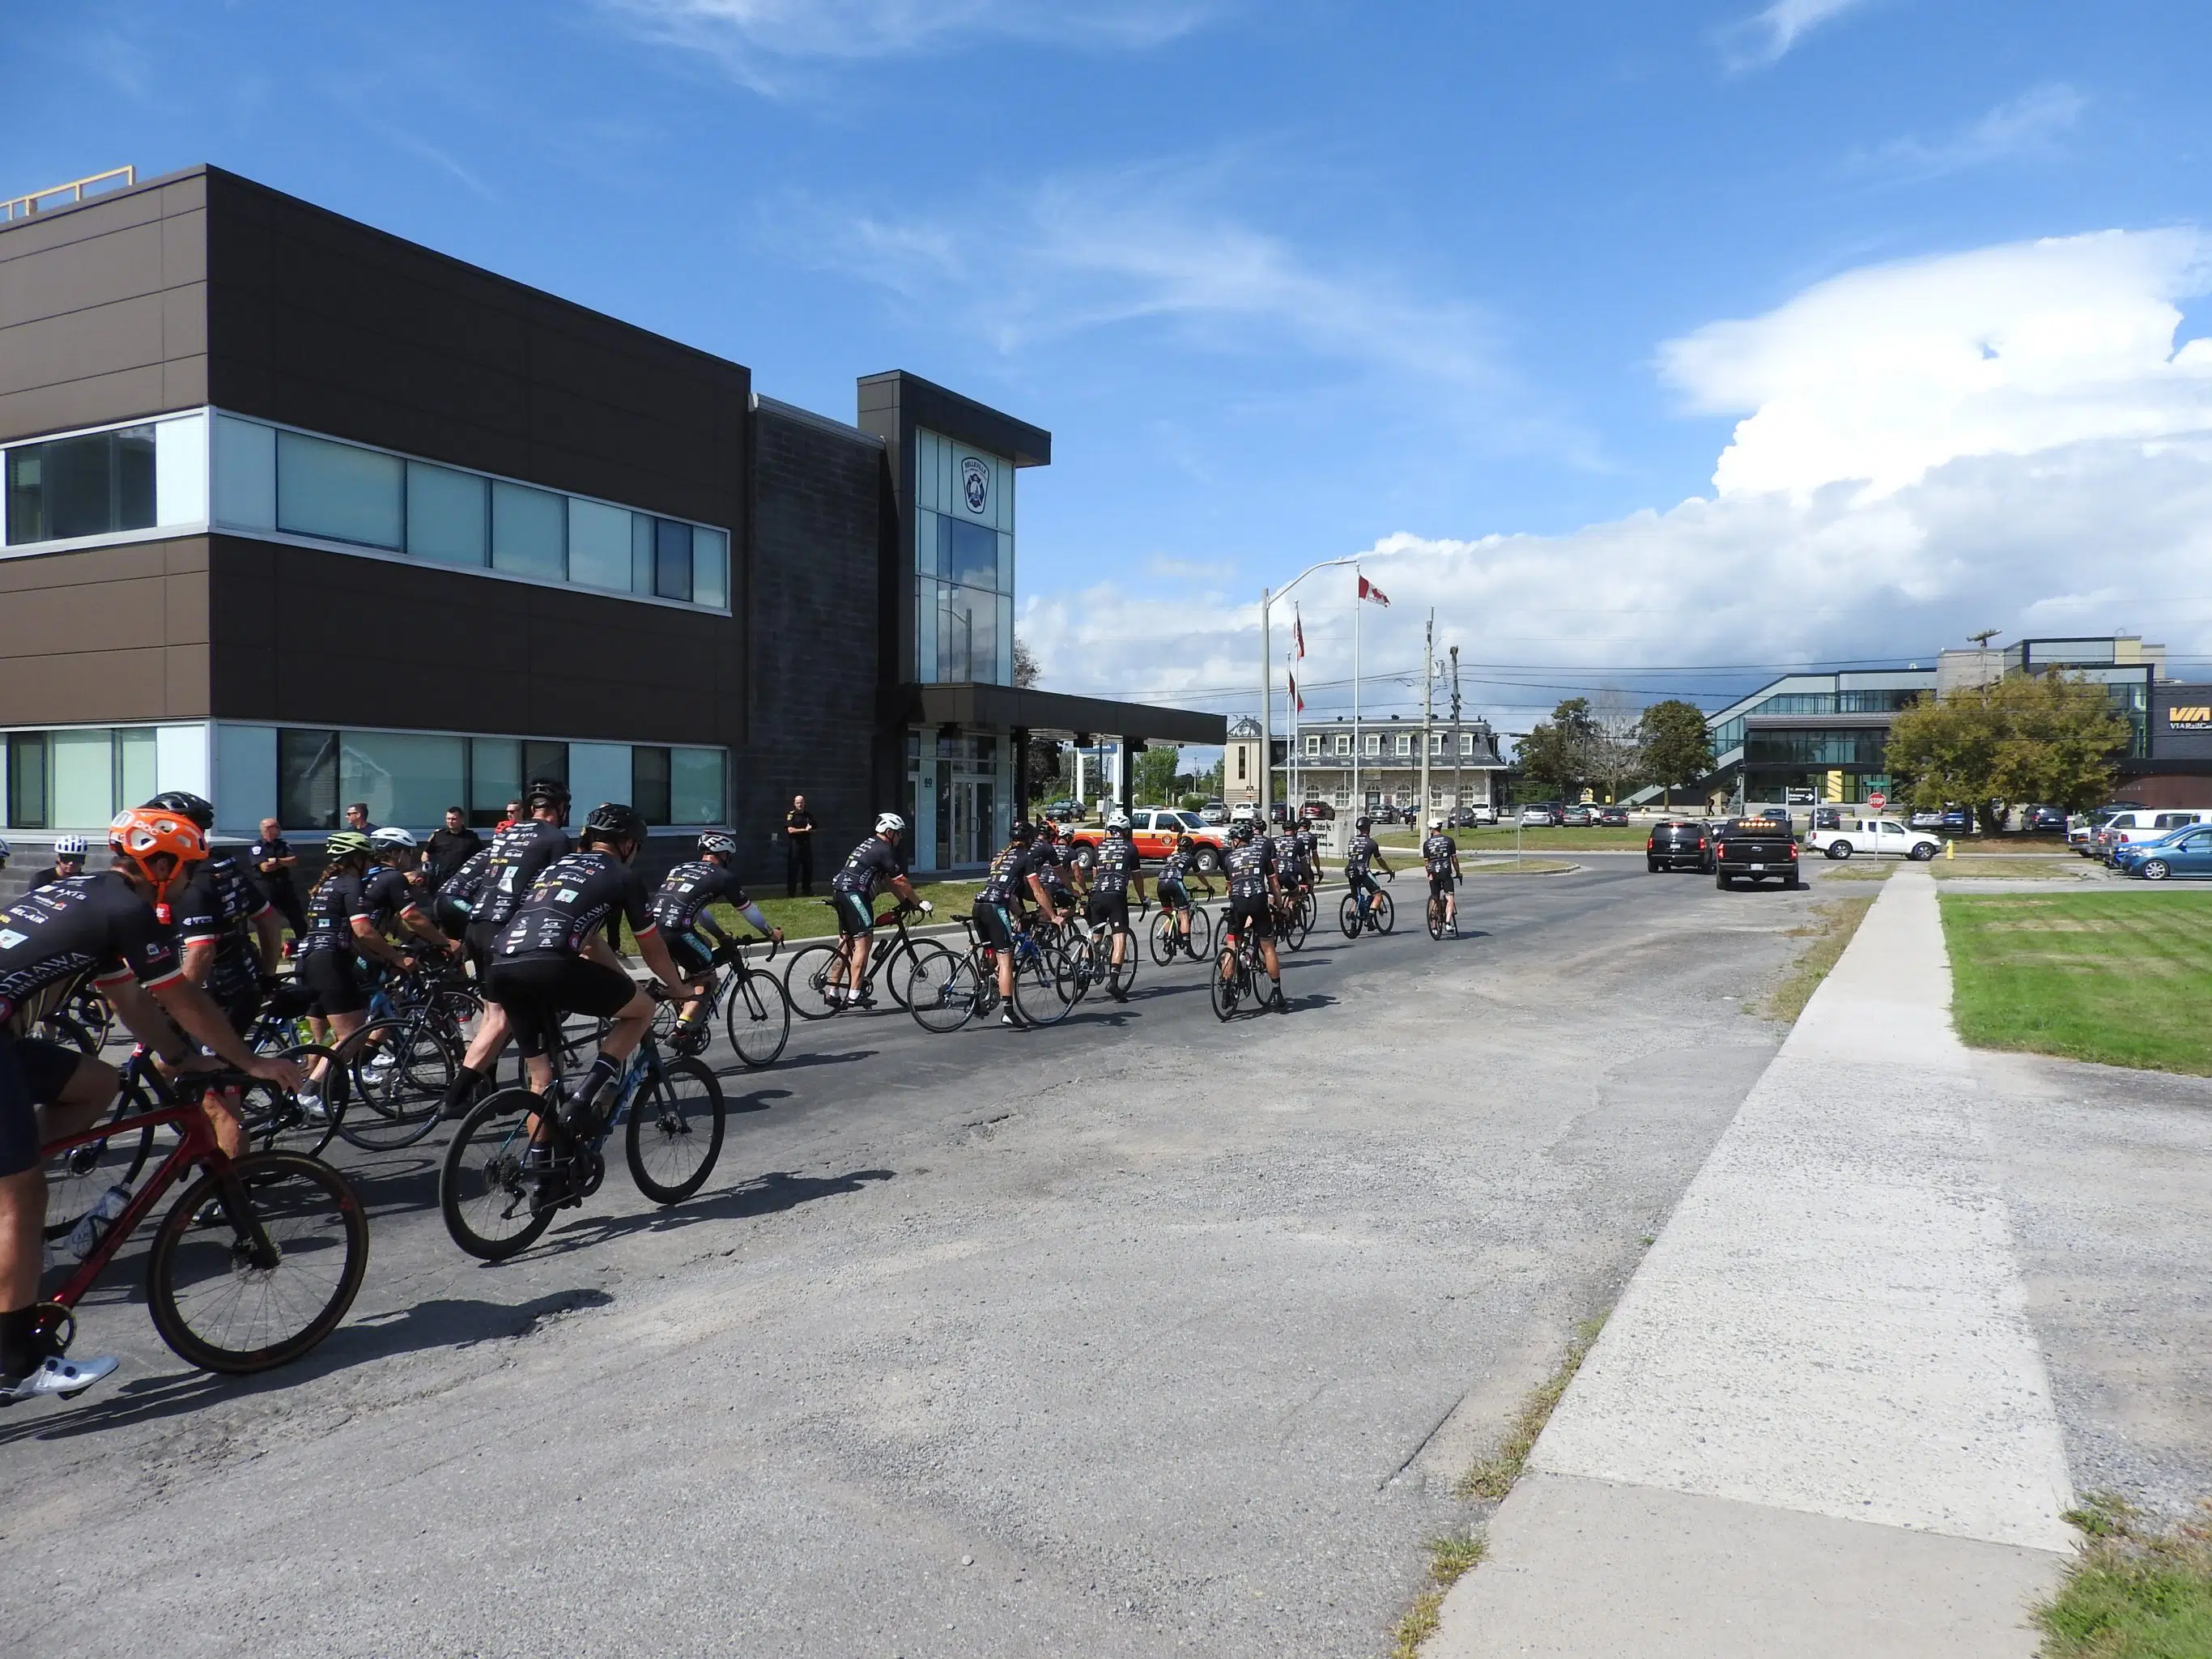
left=529, top=1167, right=896, bottom=1257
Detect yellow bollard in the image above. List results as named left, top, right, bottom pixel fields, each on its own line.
left=1944, top=838, right=1955, bottom=859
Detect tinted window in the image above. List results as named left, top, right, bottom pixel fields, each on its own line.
left=6, top=425, right=157, bottom=542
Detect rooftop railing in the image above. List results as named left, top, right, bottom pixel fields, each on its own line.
left=2, top=165, right=136, bottom=224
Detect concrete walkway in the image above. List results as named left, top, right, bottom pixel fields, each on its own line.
left=1431, top=868, right=2078, bottom=1657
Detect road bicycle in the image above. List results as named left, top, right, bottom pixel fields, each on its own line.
left=1067, top=902, right=1143, bottom=1003
left=783, top=904, right=955, bottom=1021
left=250, top=965, right=461, bottom=1152
left=1209, top=916, right=1285, bottom=1022
left=1339, top=874, right=1396, bottom=939
left=648, top=937, right=790, bottom=1069
left=1426, top=884, right=1457, bottom=941
left=909, top=916, right=1077, bottom=1033
left=30, top=1069, right=369, bottom=1380
left=438, top=1007, right=725, bottom=1261
left=1271, top=887, right=1312, bottom=952
left=1147, top=894, right=1214, bottom=966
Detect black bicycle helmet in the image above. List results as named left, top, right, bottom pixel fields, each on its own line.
left=145, top=789, right=215, bottom=832
left=582, top=802, right=647, bottom=845
left=1230, top=819, right=1255, bottom=841
left=1176, top=834, right=1195, bottom=851
left=1355, top=815, right=1373, bottom=832
left=1010, top=819, right=1036, bottom=842
left=523, top=776, right=570, bottom=812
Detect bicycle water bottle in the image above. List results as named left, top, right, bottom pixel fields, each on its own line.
left=63, top=1184, right=132, bottom=1261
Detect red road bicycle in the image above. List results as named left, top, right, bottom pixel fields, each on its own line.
left=28, top=1071, right=369, bottom=1387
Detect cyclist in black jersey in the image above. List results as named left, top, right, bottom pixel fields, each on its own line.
left=445, top=778, right=572, bottom=1117
left=484, top=803, right=689, bottom=1126
left=1219, top=819, right=1288, bottom=1010
left=23, top=835, right=88, bottom=893
left=651, top=830, right=782, bottom=1050
left=1421, top=819, right=1465, bottom=936
left=364, top=827, right=457, bottom=955
left=432, top=845, right=491, bottom=942
left=1036, top=822, right=1080, bottom=911
left=1155, top=835, right=1215, bottom=955
left=1085, top=814, right=1147, bottom=995
left=1344, top=817, right=1396, bottom=927
left=295, top=832, right=427, bottom=1066
left=0, top=806, right=302, bottom=1404
left=827, top=813, right=929, bottom=1010
left=973, top=820, right=1060, bottom=1027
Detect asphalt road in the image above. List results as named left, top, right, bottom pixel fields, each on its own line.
left=3, top=856, right=1817, bottom=1658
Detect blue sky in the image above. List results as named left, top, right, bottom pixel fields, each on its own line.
left=10, top=0, right=2212, bottom=730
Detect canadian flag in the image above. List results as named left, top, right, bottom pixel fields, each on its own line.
left=1358, top=575, right=1390, bottom=606
left=1289, top=674, right=1305, bottom=713
left=1293, top=608, right=1306, bottom=658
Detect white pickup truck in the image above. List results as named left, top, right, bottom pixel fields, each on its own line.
left=1804, top=816, right=1942, bottom=861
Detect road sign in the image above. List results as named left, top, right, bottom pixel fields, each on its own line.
left=1867, top=790, right=1887, bottom=811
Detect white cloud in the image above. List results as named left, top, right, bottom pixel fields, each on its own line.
left=1853, top=83, right=2086, bottom=183
left=606, top=0, right=1219, bottom=91
left=1720, top=0, right=1874, bottom=70
left=1024, top=227, right=2212, bottom=721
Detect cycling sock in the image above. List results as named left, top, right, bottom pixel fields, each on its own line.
left=441, top=1065, right=487, bottom=1115
left=0, top=1307, right=40, bottom=1376
left=575, top=1053, right=621, bottom=1116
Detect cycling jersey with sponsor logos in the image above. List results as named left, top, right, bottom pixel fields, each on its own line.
left=1037, top=842, right=1078, bottom=895
left=979, top=842, right=1040, bottom=906
left=1159, top=846, right=1201, bottom=883
left=650, top=860, right=752, bottom=937
left=1089, top=834, right=1139, bottom=895
left=436, top=848, right=491, bottom=912
left=474, top=819, right=574, bottom=930
left=296, top=872, right=372, bottom=958
left=170, top=852, right=271, bottom=1000
left=1346, top=835, right=1380, bottom=875
left=1423, top=834, right=1458, bottom=876
left=831, top=836, right=904, bottom=901
left=1224, top=837, right=1277, bottom=901
left=359, top=865, right=424, bottom=933
left=1294, top=827, right=1320, bottom=867
left=0, top=872, right=185, bottom=1023
left=494, top=850, right=658, bottom=959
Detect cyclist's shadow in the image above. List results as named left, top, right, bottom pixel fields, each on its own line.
left=534, top=1167, right=896, bottom=1257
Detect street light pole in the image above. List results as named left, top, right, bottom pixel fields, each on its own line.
left=1420, top=609, right=1434, bottom=828
left=1257, top=555, right=1362, bottom=829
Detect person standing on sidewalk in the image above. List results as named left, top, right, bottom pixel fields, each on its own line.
left=249, top=817, right=308, bottom=944
left=425, top=806, right=483, bottom=887
left=784, top=794, right=816, bottom=897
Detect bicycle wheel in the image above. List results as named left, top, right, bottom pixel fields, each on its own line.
left=1372, top=890, right=1397, bottom=934
left=724, top=968, right=793, bottom=1068
left=626, top=1056, right=725, bottom=1204
left=1186, top=905, right=1214, bottom=960
left=1280, top=902, right=1311, bottom=954
left=1210, top=950, right=1241, bottom=1021
left=784, top=942, right=849, bottom=1021
left=1106, top=929, right=1140, bottom=1000
left=890, top=940, right=958, bottom=1015
left=1148, top=909, right=1179, bottom=968
left=1339, top=892, right=1363, bottom=938
left=146, top=1151, right=368, bottom=1375
left=440, top=1087, right=556, bottom=1261
left=43, top=1091, right=157, bottom=1240
left=338, top=1018, right=453, bottom=1151
left=236, top=1044, right=342, bottom=1158
left=1010, top=939, right=1077, bottom=1027
left=1427, top=895, right=1447, bottom=941
left=907, top=948, right=981, bottom=1034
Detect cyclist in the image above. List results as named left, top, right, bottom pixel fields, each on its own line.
left=159, top=794, right=283, bottom=1040
left=1034, top=820, right=1081, bottom=925
left=294, top=829, right=425, bottom=1061
left=443, top=778, right=573, bottom=1117
left=650, top=830, right=783, bottom=1053
left=1086, top=812, right=1146, bottom=998
left=1345, top=816, right=1396, bottom=929
left=972, top=820, right=1060, bottom=1028
left=1291, top=815, right=1321, bottom=901
left=483, top=803, right=689, bottom=1144
left=1219, top=819, right=1287, bottom=1012
left=1155, top=835, right=1214, bottom=958
left=364, top=827, right=457, bottom=957
left=432, top=845, right=491, bottom=946
left=1422, top=817, right=1464, bottom=937
left=24, top=835, right=89, bottom=894
left=0, top=806, right=302, bottom=1404
left=827, top=813, right=929, bottom=1010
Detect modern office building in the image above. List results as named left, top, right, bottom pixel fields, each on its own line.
left=1223, top=713, right=1506, bottom=814
left=0, top=164, right=1218, bottom=887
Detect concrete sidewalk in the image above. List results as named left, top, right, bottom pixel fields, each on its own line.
left=1431, top=868, right=2077, bottom=1657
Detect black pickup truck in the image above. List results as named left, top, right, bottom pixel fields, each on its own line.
left=1712, top=816, right=1801, bottom=890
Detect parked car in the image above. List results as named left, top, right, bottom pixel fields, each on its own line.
left=1519, top=805, right=1558, bottom=827
left=2121, top=824, right=2212, bottom=880
left=1646, top=819, right=1713, bottom=874
left=1298, top=801, right=1336, bottom=822
left=1040, top=798, right=1083, bottom=823
left=1448, top=805, right=1496, bottom=828
left=1199, top=799, right=1228, bottom=825
left=1229, top=802, right=1260, bottom=827
left=1939, top=805, right=1975, bottom=833
left=1595, top=805, right=1629, bottom=827
left=1908, top=808, right=1946, bottom=831
left=1805, top=815, right=1942, bottom=861
left=1712, top=816, right=1801, bottom=890
left=2096, top=809, right=2212, bottom=864
left=1560, top=804, right=1596, bottom=827
left=2024, top=805, right=2067, bottom=834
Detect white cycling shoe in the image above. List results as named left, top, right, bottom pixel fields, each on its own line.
left=1, top=1353, right=121, bottom=1405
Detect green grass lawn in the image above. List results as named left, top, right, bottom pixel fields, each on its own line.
left=1940, top=891, right=2212, bottom=1075
left=703, top=879, right=983, bottom=944
left=1929, top=856, right=2087, bottom=881
left=2037, top=1495, right=2212, bottom=1659
left=1377, top=824, right=1651, bottom=853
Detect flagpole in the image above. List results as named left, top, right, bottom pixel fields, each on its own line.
left=1352, top=562, right=1362, bottom=819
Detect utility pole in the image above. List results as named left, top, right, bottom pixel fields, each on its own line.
left=1420, top=610, right=1434, bottom=829
left=1450, top=644, right=1462, bottom=818
left=1258, top=586, right=1273, bottom=825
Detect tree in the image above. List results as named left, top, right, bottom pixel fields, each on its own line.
left=1637, top=700, right=1716, bottom=809
left=1516, top=697, right=1598, bottom=798
left=1012, top=634, right=1041, bottom=689
left=1134, top=745, right=1180, bottom=804
left=1588, top=691, right=1645, bottom=804
left=1023, top=737, right=1065, bottom=810
left=1886, top=672, right=2127, bottom=826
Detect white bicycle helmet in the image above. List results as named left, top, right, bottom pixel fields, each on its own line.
left=875, top=812, right=907, bottom=836
left=697, top=830, right=738, bottom=857
left=1429, top=818, right=1444, bottom=831
left=370, top=825, right=419, bottom=850
left=55, top=834, right=89, bottom=857
left=1106, top=810, right=1131, bottom=831
left=0, top=835, right=10, bottom=865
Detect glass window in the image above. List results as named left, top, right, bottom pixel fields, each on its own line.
left=998, top=530, right=1015, bottom=595
left=521, top=741, right=568, bottom=793
left=155, top=415, right=207, bottom=527
left=51, top=728, right=114, bottom=828
left=567, top=499, right=632, bottom=591
left=670, top=749, right=724, bottom=825
left=1396, top=735, right=1411, bottom=756
left=5, top=427, right=156, bottom=544
left=468, top=737, right=520, bottom=828
left=212, top=415, right=276, bottom=530
left=693, top=527, right=729, bottom=609
left=632, top=513, right=656, bottom=593
left=1364, top=734, right=1381, bottom=756
left=1306, top=735, right=1321, bottom=755
left=944, top=517, right=998, bottom=592
left=278, top=430, right=402, bottom=549
left=6, top=733, right=49, bottom=828
left=653, top=518, right=693, bottom=602
left=632, top=746, right=672, bottom=826
left=491, top=481, right=565, bottom=580
left=408, top=462, right=488, bottom=568
left=114, top=726, right=156, bottom=808
left=279, top=729, right=339, bottom=831
left=1335, top=734, right=1351, bottom=755
left=340, top=731, right=466, bottom=829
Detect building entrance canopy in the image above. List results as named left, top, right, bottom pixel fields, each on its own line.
left=900, top=683, right=1224, bottom=748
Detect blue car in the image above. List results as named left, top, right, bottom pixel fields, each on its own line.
left=2120, top=824, right=2212, bottom=880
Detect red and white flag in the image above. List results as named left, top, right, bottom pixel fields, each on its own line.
left=1358, top=575, right=1390, bottom=607
left=1293, top=607, right=1306, bottom=658
left=1289, top=674, right=1305, bottom=713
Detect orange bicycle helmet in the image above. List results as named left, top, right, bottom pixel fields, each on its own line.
left=108, top=806, right=208, bottom=899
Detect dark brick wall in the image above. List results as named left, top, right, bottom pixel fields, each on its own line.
left=734, top=403, right=886, bottom=891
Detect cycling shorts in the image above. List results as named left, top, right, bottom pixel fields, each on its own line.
left=1349, top=869, right=1380, bottom=897
left=668, top=931, right=715, bottom=979
left=972, top=900, right=1018, bottom=951
left=832, top=891, right=875, bottom=938
left=463, top=919, right=502, bottom=981
left=0, top=1031, right=85, bottom=1180
left=1085, top=892, right=1131, bottom=931
left=483, top=955, right=639, bottom=1061
left=1156, top=876, right=1189, bottom=911
left=432, top=897, right=473, bottom=942
left=296, top=948, right=368, bottom=1017
left=215, top=977, right=264, bottom=1037
left=1226, top=894, right=1274, bottom=941
left=1428, top=873, right=1456, bottom=898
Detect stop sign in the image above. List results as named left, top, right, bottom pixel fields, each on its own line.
left=1868, top=790, right=1887, bottom=811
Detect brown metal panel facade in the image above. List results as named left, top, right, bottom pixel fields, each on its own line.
left=0, top=535, right=211, bottom=723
